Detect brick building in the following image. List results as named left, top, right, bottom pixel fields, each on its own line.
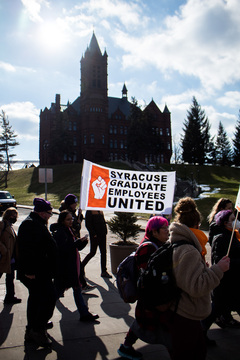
left=39, top=33, right=172, bottom=166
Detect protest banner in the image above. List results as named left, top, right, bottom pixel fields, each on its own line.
left=227, top=185, right=240, bottom=256
left=80, top=160, right=176, bottom=214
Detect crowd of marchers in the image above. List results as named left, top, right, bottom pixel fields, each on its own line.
left=1, top=195, right=240, bottom=360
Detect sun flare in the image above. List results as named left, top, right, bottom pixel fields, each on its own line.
left=38, top=21, right=67, bottom=53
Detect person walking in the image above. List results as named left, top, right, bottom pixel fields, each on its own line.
left=59, top=194, right=95, bottom=293
left=82, top=210, right=112, bottom=278
left=206, top=210, right=240, bottom=329
left=118, top=216, right=170, bottom=360
left=0, top=207, right=21, bottom=305
left=208, top=198, right=233, bottom=246
left=167, top=197, right=230, bottom=360
left=17, top=198, right=57, bottom=347
left=50, top=210, right=99, bottom=322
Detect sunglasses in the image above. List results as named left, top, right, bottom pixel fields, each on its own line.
left=46, top=211, right=53, bottom=217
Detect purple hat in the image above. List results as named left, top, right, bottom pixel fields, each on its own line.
left=33, top=198, right=52, bottom=212
left=145, top=216, right=168, bottom=238
left=214, top=210, right=232, bottom=227
left=64, top=193, right=78, bottom=206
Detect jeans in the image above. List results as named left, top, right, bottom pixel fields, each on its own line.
left=55, top=283, right=89, bottom=317
left=73, top=286, right=89, bottom=316
left=82, top=235, right=107, bottom=273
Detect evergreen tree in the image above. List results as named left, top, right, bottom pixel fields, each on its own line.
left=107, top=212, right=141, bottom=243
left=215, top=121, right=232, bottom=166
left=181, top=97, right=211, bottom=165
left=0, top=111, right=19, bottom=187
left=232, top=110, right=240, bottom=166
left=207, top=136, right=217, bottom=165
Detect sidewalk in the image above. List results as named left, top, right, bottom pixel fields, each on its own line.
left=1, top=215, right=240, bottom=359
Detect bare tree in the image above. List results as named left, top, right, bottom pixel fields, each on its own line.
left=172, top=135, right=182, bottom=164
left=0, top=110, right=19, bottom=187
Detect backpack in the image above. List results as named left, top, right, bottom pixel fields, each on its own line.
left=116, top=241, right=158, bottom=303
left=137, top=240, right=192, bottom=311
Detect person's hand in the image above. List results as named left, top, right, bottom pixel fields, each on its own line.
left=80, top=234, right=88, bottom=242
left=217, top=256, right=230, bottom=272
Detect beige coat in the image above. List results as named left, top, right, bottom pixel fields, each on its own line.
left=0, top=220, right=17, bottom=274
left=169, top=222, right=223, bottom=321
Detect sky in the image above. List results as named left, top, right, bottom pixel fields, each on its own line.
left=0, top=0, right=240, bottom=167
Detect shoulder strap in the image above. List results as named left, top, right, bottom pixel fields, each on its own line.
left=137, top=240, right=158, bottom=252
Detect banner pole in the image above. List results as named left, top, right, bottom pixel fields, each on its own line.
left=79, top=160, right=86, bottom=210
left=227, top=210, right=239, bottom=256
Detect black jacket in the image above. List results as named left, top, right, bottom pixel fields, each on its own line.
left=85, top=211, right=107, bottom=238
left=50, top=223, right=87, bottom=289
left=17, top=212, right=57, bottom=281
left=212, top=227, right=240, bottom=309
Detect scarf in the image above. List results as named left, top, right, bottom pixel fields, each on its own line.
left=189, top=228, right=208, bottom=259
left=226, top=227, right=240, bottom=242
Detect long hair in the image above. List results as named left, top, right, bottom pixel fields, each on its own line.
left=174, top=197, right=201, bottom=228
left=208, top=198, right=232, bottom=224
left=57, top=210, right=71, bottom=225
left=2, top=207, right=18, bottom=221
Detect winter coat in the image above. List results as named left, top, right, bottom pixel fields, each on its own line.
left=169, top=222, right=223, bottom=321
left=0, top=220, right=17, bottom=274
left=208, top=221, right=222, bottom=246
left=17, top=212, right=57, bottom=281
left=212, top=227, right=240, bottom=310
left=85, top=210, right=107, bottom=238
left=50, top=223, right=87, bottom=289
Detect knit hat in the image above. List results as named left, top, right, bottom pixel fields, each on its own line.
left=145, top=216, right=168, bottom=238
left=214, top=210, right=232, bottom=227
left=33, top=198, right=52, bottom=212
left=64, top=193, right=78, bottom=206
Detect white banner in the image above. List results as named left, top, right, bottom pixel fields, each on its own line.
left=235, top=185, right=240, bottom=212
left=80, top=160, right=176, bottom=214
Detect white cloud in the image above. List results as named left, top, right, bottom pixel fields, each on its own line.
left=1, top=103, right=38, bottom=132
left=112, top=0, right=240, bottom=92
left=217, top=91, right=240, bottom=108
left=75, top=0, right=149, bottom=30
left=0, top=61, right=16, bottom=72
left=21, top=0, right=50, bottom=23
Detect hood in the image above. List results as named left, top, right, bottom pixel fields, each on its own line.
left=169, top=222, right=202, bottom=253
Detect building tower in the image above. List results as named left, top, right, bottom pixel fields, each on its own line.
left=80, top=32, right=109, bottom=162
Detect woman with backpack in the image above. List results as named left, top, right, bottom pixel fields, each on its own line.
left=167, top=197, right=230, bottom=360
left=117, top=215, right=170, bottom=360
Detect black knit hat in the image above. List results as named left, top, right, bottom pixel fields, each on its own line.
left=64, top=194, right=78, bottom=206
left=33, top=198, right=52, bottom=212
